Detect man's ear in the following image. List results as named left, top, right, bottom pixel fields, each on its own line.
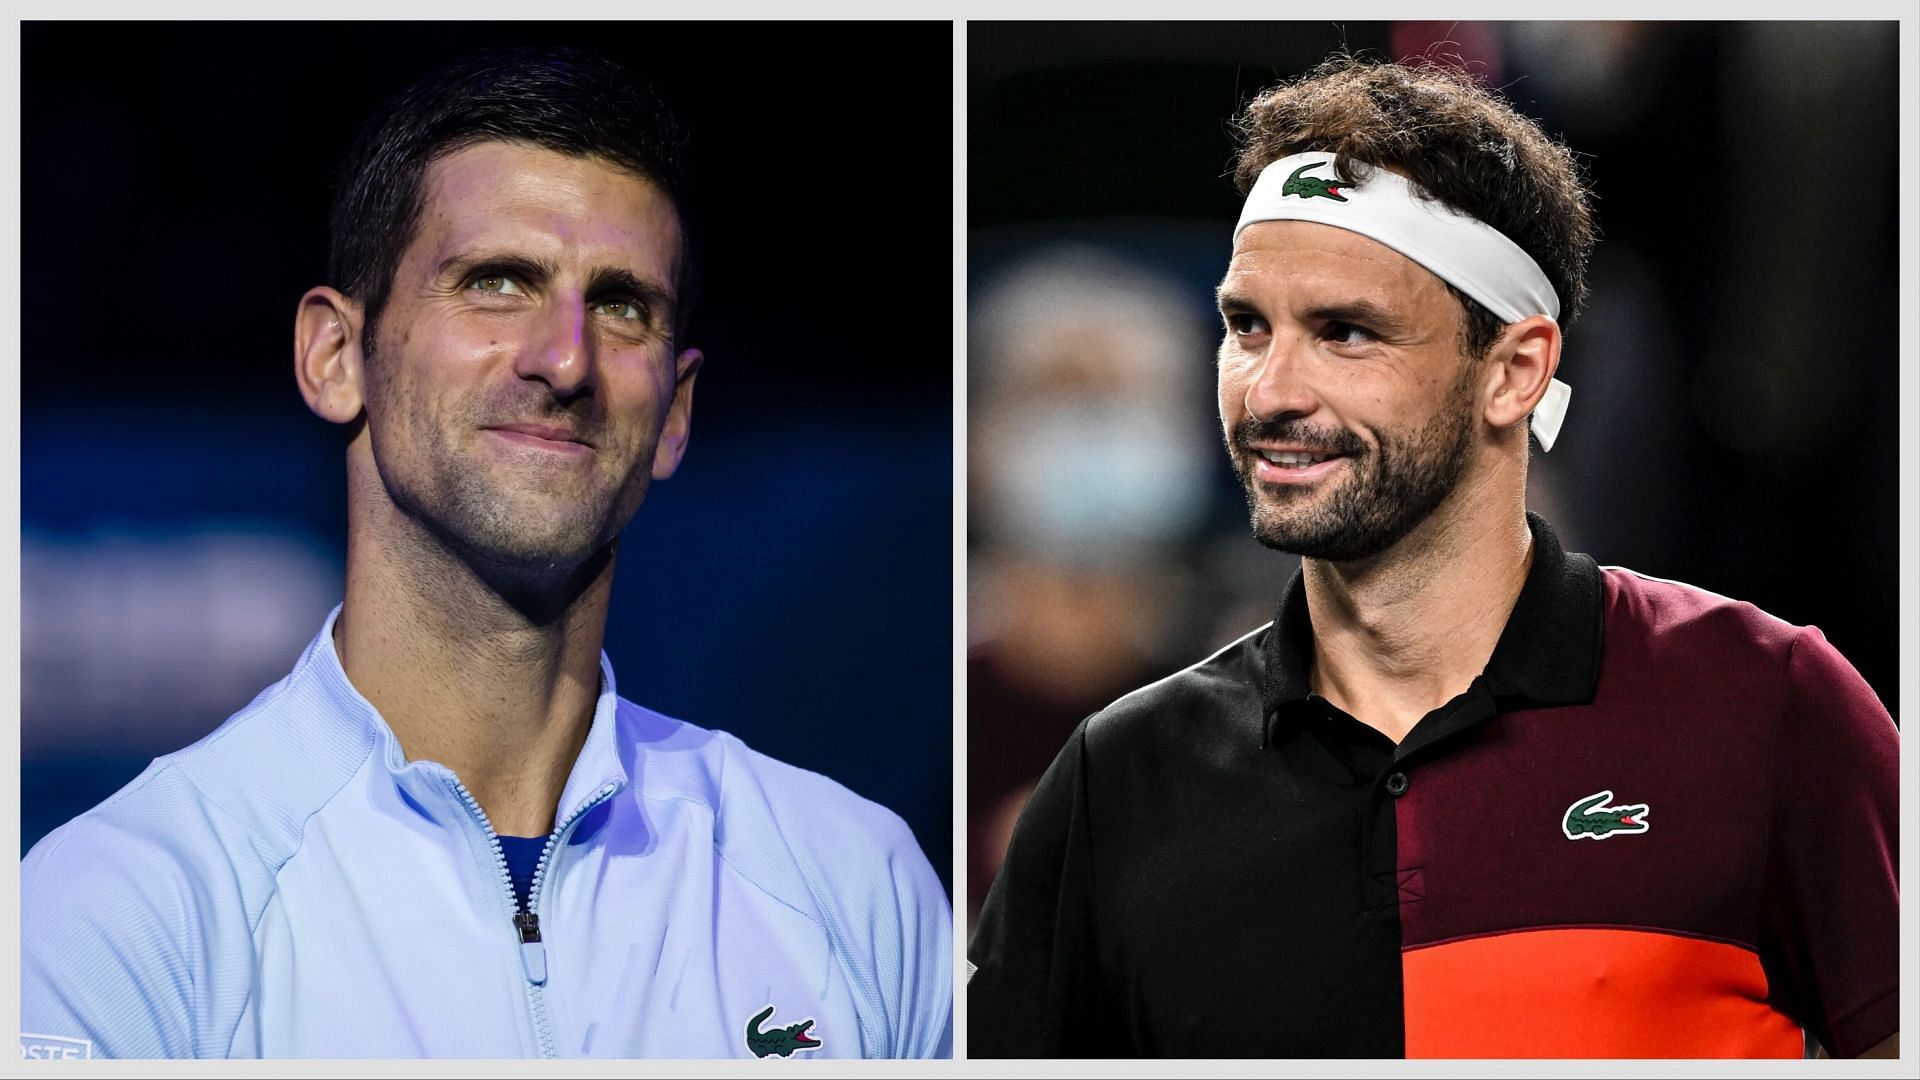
left=650, top=347, right=703, bottom=480
left=1481, top=315, right=1562, bottom=438
left=294, top=287, right=367, bottom=425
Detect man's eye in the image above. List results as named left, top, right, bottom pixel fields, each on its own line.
left=592, top=298, right=643, bottom=321
left=1325, top=320, right=1376, bottom=345
left=468, top=274, right=525, bottom=296
left=1226, top=313, right=1268, bottom=337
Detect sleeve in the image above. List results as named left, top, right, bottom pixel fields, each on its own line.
left=1759, top=625, right=1899, bottom=1058
left=19, top=820, right=203, bottom=1059
left=885, top=835, right=954, bottom=1059
left=966, top=719, right=1128, bottom=1058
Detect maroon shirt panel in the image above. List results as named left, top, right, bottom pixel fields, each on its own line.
left=1396, top=568, right=1898, bottom=1052
left=1760, top=623, right=1900, bottom=1057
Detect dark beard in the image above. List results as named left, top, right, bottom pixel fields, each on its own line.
left=1229, top=365, right=1477, bottom=562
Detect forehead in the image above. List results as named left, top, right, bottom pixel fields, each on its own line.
left=1221, top=219, right=1450, bottom=310
left=411, top=140, right=682, bottom=283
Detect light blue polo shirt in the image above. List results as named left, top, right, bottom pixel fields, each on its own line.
left=20, top=606, right=952, bottom=1059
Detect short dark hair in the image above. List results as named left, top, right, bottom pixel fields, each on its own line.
left=1232, top=55, right=1594, bottom=358
left=328, top=46, right=695, bottom=345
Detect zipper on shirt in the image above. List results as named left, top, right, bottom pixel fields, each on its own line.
left=513, top=911, right=547, bottom=983
left=446, top=775, right=620, bottom=1059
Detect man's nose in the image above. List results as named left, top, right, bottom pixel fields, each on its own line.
left=514, top=294, right=595, bottom=398
left=1242, top=333, right=1318, bottom=422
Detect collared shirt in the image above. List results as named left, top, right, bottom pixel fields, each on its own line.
left=968, top=513, right=1897, bottom=1058
left=21, top=606, right=952, bottom=1059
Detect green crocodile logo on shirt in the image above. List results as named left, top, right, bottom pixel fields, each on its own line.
left=1562, top=789, right=1651, bottom=839
left=745, top=1004, right=823, bottom=1058
left=1281, top=160, right=1350, bottom=202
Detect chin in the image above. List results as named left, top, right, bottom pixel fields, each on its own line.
left=434, top=502, right=616, bottom=573
left=484, top=542, right=602, bottom=572
left=395, top=459, right=641, bottom=575
left=1252, top=527, right=1387, bottom=562
left=476, top=522, right=614, bottom=567
left=1246, top=498, right=1392, bottom=563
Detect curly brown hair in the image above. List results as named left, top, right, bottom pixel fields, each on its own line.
left=1232, top=55, right=1595, bottom=357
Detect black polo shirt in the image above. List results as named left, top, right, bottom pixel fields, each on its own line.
left=967, top=512, right=1898, bottom=1058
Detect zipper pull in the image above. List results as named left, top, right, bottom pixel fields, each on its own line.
left=514, top=911, right=548, bottom=986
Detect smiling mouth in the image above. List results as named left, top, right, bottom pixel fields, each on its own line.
left=1258, top=449, right=1337, bottom=467
left=1247, top=447, right=1350, bottom=485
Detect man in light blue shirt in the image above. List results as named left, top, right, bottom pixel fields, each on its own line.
left=20, top=47, right=951, bottom=1059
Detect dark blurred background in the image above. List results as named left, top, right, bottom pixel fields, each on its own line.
left=967, top=21, right=1900, bottom=924
left=20, top=21, right=953, bottom=894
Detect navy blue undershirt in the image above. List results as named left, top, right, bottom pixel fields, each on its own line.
left=497, top=834, right=548, bottom=913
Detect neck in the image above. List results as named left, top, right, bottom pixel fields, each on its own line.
left=335, top=452, right=614, bottom=838
left=1301, top=464, right=1532, bottom=744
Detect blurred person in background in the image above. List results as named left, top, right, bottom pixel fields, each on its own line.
left=966, top=247, right=1223, bottom=926
left=21, top=47, right=950, bottom=1060
left=968, top=54, right=1897, bottom=1059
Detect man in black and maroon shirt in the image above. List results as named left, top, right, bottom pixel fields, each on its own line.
left=966, top=56, right=1899, bottom=1060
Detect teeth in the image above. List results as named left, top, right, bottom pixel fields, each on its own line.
left=1260, top=450, right=1329, bottom=467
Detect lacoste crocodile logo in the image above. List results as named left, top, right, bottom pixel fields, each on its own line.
left=1562, top=789, right=1651, bottom=839
left=745, top=1004, right=823, bottom=1058
left=1281, top=160, right=1350, bottom=201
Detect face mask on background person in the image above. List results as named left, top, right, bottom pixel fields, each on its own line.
left=987, top=400, right=1212, bottom=568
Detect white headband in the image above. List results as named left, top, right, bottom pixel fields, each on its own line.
left=1235, top=152, right=1572, bottom=452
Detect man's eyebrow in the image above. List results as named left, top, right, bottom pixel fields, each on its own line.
left=437, top=251, right=557, bottom=286
left=1216, top=288, right=1405, bottom=328
left=1302, top=299, right=1409, bottom=334
left=585, top=266, right=675, bottom=314
left=1216, top=286, right=1258, bottom=314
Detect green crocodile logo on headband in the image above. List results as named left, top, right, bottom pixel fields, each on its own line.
left=1282, top=161, right=1350, bottom=202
